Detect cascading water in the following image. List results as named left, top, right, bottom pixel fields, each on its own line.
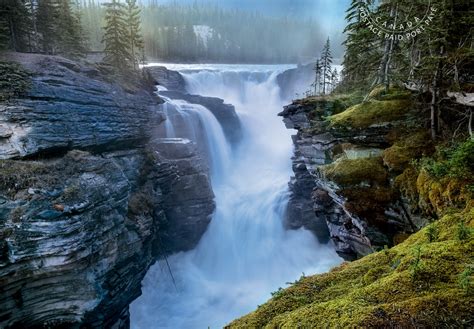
left=130, top=65, right=342, bottom=328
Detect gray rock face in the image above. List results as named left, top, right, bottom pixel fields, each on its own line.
left=0, top=54, right=215, bottom=328
left=160, top=90, right=243, bottom=147
left=0, top=53, right=165, bottom=160
left=145, top=66, right=186, bottom=93
left=150, top=138, right=215, bottom=253
left=280, top=101, right=415, bottom=261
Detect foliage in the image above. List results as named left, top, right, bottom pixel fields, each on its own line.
left=101, top=0, right=145, bottom=72
left=421, top=140, right=474, bottom=180
left=0, top=0, right=86, bottom=57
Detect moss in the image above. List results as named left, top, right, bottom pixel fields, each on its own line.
left=416, top=169, right=472, bottom=216
left=329, top=98, right=412, bottom=129
left=395, top=166, right=420, bottom=209
left=368, top=85, right=413, bottom=101
left=0, top=160, right=53, bottom=198
left=321, top=157, right=388, bottom=187
left=228, top=209, right=474, bottom=328
left=383, top=131, right=434, bottom=172
left=342, top=186, right=396, bottom=231
left=0, top=62, right=30, bottom=101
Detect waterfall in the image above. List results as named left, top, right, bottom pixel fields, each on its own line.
left=130, top=65, right=341, bottom=329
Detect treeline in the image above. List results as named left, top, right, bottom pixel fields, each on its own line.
left=0, top=0, right=85, bottom=57
left=1, top=0, right=144, bottom=72
left=80, top=1, right=323, bottom=63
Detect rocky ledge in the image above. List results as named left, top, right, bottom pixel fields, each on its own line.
left=0, top=53, right=215, bottom=328
left=281, top=90, right=432, bottom=260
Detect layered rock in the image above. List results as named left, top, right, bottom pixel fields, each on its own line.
left=145, top=66, right=187, bottom=93
left=0, top=54, right=215, bottom=328
left=280, top=98, right=419, bottom=260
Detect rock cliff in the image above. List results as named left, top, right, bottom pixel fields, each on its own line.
left=0, top=53, right=215, bottom=328
left=280, top=92, right=428, bottom=260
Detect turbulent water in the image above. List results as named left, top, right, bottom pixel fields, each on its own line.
left=130, top=64, right=342, bottom=328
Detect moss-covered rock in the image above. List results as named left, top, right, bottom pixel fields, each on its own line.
left=329, top=98, right=412, bottom=129
left=383, top=131, right=434, bottom=172
left=321, top=156, right=388, bottom=186
left=228, top=208, right=474, bottom=328
left=417, top=169, right=472, bottom=216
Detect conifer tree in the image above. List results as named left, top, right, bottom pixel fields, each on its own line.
left=320, top=38, right=333, bottom=95
left=125, top=0, right=144, bottom=69
left=312, top=59, right=322, bottom=96
left=102, top=0, right=131, bottom=70
left=57, top=0, right=86, bottom=57
left=36, top=0, right=58, bottom=53
left=0, top=0, right=32, bottom=51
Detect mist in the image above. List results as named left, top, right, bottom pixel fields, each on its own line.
left=81, top=0, right=348, bottom=64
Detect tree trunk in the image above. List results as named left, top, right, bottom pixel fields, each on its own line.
left=469, top=109, right=473, bottom=139
left=430, top=51, right=443, bottom=140
left=384, top=4, right=398, bottom=92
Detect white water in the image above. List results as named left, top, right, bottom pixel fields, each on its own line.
left=130, top=65, right=342, bottom=329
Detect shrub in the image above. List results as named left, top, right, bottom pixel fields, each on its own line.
left=425, top=224, right=439, bottom=242
left=456, top=222, right=471, bottom=241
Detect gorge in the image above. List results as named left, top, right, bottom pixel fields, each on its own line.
left=130, top=64, right=341, bottom=328
left=0, top=55, right=343, bottom=328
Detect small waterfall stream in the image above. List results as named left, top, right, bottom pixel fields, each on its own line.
left=130, top=65, right=341, bottom=328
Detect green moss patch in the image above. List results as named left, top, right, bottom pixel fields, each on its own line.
left=0, top=62, right=30, bottom=101
left=329, top=98, right=412, bottom=129
left=228, top=208, right=474, bottom=328
left=368, top=85, right=413, bottom=101
left=321, top=157, right=388, bottom=186
left=383, top=131, right=434, bottom=172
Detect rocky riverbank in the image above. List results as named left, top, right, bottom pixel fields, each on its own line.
left=0, top=53, right=215, bottom=328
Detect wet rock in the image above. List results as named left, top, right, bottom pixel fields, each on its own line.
left=145, top=66, right=186, bottom=93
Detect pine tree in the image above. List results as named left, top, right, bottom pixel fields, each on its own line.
left=36, top=0, right=59, bottom=53
left=57, top=0, right=86, bottom=57
left=125, top=0, right=143, bottom=69
left=331, top=68, right=339, bottom=92
left=320, top=38, right=333, bottom=95
left=0, top=0, right=32, bottom=51
left=312, top=59, right=322, bottom=96
left=102, top=0, right=131, bottom=70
